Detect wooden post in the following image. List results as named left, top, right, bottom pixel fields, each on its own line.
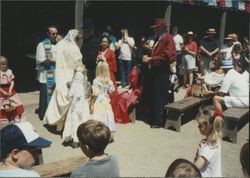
left=164, top=3, right=172, bottom=32
left=219, top=11, right=227, bottom=48
left=75, top=0, right=84, bottom=31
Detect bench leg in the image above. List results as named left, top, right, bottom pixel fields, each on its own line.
left=164, top=110, right=183, bottom=132
left=222, top=119, right=237, bottom=143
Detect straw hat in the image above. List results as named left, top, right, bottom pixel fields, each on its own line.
left=206, top=28, right=216, bottom=34
left=186, top=31, right=194, bottom=35
left=150, top=18, right=167, bottom=28
left=224, top=34, right=234, bottom=40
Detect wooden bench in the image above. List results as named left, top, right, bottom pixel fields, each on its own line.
left=164, top=96, right=210, bottom=132
left=222, top=108, right=249, bottom=143
left=32, top=156, right=88, bottom=177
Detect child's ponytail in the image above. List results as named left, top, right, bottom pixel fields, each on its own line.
left=197, top=105, right=223, bottom=145
left=210, top=116, right=223, bottom=144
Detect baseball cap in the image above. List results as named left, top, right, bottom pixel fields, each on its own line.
left=1, top=122, right=51, bottom=157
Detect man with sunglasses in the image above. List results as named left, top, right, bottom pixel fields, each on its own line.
left=0, top=122, right=51, bottom=177
left=35, top=25, right=58, bottom=120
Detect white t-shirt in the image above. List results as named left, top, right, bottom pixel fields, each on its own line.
left=173, top=34, right=183, bottom=51
left=196, top=140, right=222, bottom=177
left=117, top=37, right=135, bottom=61
left=219, top=69, right=249, bottom=107
left=220, top=69, right=249, bottom=97
left=220, top=45, right=233, bottom=61
left=0, top=168, right=40, bottom=177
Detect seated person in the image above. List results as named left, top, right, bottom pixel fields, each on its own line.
left=212, top=54, right=249, bottom=114
left=71, top=120, right=120, bottom=177
left=165, top=158, right=201, bottom=177
left=0, top=122, right=51, bottom=177
left=116, top=65, right=143, bottom=123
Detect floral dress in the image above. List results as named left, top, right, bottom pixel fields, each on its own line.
left=62, top=71, right=90, bottom=142
left=0, top=69, right=25, bottom=124
left=92, top=78, right=115, bottom=132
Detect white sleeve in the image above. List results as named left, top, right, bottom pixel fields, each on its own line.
left=127, top=37, right=135, bottom=48
left=36, top=42, right=46, bottom=64
left=199, top=144, right=216, bottom=162
left=219, top=71, right=232, bottom=93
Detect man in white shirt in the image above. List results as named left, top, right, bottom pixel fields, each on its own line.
left=171, top=26, right=183, bottom=85
left=213, top=55, right=249, bottom=113
left=116, top=28, right=135, bottom=88
left=35, top=25, right=58, bottom=120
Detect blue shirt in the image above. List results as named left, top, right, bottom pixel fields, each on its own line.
left=0, top=168, right=40, bottom=177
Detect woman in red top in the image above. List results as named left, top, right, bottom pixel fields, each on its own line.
left=96, top=36, right=121, bottom=123
left=182, top=31, right=198, bottom=88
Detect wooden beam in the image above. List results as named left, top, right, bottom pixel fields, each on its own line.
left=219, top=11, right=227, bottom=48
left=75, top=0, right=84, bottom=31
left=32, top=156, right=88, bottom=177
left=164, top=4, right=172, bottom=33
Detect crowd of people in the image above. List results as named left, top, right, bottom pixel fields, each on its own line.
left=0, top=16, right=249, bottom=177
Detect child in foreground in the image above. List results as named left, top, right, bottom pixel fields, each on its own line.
left=70, top=120, right=120, bottom=177
left=193, top=105, right=223, bottom=177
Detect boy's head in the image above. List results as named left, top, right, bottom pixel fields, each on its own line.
left=0, top=122, right=51, bottom=167
left=77, top=120, right=110, bottom=156
left=165, top=158, right=201, bottom=177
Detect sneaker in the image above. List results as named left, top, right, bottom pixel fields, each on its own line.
left=70, top=142, right=79, bottom=148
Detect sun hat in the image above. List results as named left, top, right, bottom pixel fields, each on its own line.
left=186, top=31, right=194, bottom=35
left=1, top=122, right=51, bottom=157
left=224, top=34, right=234, bottom=40
left=206, top=28, right=216, bottom=34
left=220, top=60, right=234, bottom=69
left=150, top=18, right=167, bottom=28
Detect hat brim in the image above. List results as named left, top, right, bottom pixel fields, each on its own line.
left=220, top=65, right=234, bottom=69
left=27, top=137, right=52, bottom=149
left=150, top=24, right=166, bottom=29
left=206, top=31, right=216, bottom=34
left=224, top=37, right=233, bottom=40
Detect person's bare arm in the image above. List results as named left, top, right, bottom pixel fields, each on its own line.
left=194, top=156, right=206, bottom=170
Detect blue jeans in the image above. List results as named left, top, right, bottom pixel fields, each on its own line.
left=119, top=59, right=131, bottom=87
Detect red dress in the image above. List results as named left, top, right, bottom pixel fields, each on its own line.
left=0, top=69, right=25, bottom=124
left=116, top=66, right=143, bottom=123
left=97, top=49, right=121, bottom=123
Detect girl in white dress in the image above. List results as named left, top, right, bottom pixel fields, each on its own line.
left=91, top=61, right=115, bottom=139
left=193, top=105, right=223, bottom=177
left=63, top=65, right=91, bottom=148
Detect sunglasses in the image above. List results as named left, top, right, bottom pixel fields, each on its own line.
left=51, top=33, right=58, bottom=36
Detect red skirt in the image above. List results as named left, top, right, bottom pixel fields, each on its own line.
left=0, top=86, right=25, bottom=124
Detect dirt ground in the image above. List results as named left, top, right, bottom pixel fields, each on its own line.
left=19, top=89, right=249, bottom=177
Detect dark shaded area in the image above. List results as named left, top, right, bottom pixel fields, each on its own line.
left=1, top=1, right=75, bottom=92
left=1, top=1, right=249, bottom=92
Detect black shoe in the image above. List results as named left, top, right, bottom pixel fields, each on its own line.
left=62, top=140, right=71, bottom=147
left=70, top=142, right=79, bottom=148
left=150, top=124, right=161, bottom=128
left=35, top=108, right=39, bottom=114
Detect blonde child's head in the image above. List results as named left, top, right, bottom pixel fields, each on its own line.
left=95, top=61, right=110, bottom=85
left=0, top=56, right=8, bottom=72
left=196, top=105, right=223, bottom=145
left=77, top=120, right=111, bottom=156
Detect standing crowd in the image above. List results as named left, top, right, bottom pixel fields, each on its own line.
left=0, top=17, right=249, bottom=177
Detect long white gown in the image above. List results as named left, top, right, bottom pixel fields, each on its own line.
left=44, top=29, right=83, bottom=131
left=62, top=71, right=90, bottom=142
